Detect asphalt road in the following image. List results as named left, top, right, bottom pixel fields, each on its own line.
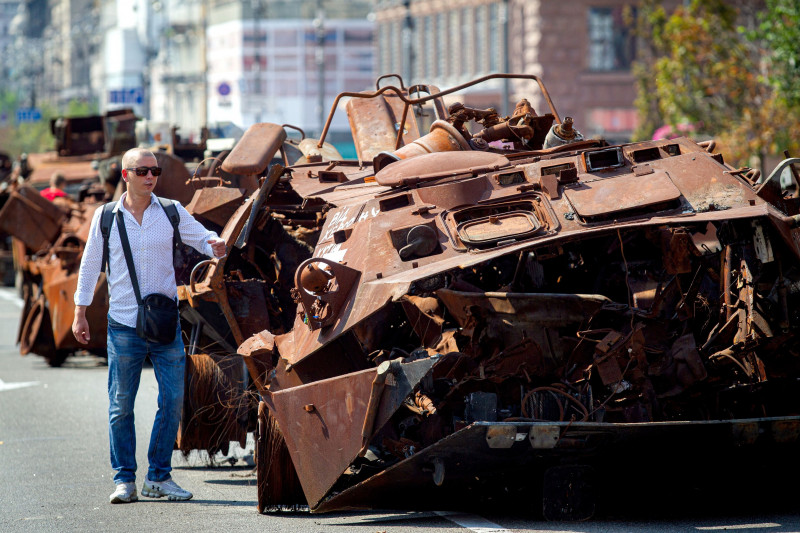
left=2, top=286, right=800, bottom=533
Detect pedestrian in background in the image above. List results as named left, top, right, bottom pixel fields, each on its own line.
left=72, top=147, right=227, bottom=504
left=40, top=171, right=68, bottom=201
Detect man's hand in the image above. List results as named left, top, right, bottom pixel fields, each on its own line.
left=72, top=306, right=90, bottom=344
left=208, top=238, right=227, bottom=258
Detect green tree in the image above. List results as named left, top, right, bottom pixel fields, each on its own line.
left=0, top=89, right=50, bottom=157
left=632, top=0, right=800, bottom=166
left=746, top=0, right=800, bottom=158
left=755, top=0, right=800, bottom=108
left=65, top=99, right=98, bottom=118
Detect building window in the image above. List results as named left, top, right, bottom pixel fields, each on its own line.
left=379, top=22, right=390, bottom=75
left=273, top=29, right=297, bottom=47
left=587, top=7, right=634, bottom=71
left=449, top=10, right=459, bottom=78
left=422, top=16, right=434, bottom=79
left=436, top=13, right=447, bottom=78
left=412, top=16, right=423, bottom=82
left=390, top=20, right=400, bottom=75
left=344, top=29, right=372, bottom=45
left=475, top=5, right=487, bottom=74
left=489, top=3, right=502, bottom=73
left=461, top=8, right=473, bottom=76
left=343, top=50, right=372, bottom=73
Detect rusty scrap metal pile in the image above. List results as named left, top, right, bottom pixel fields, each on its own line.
left=6, top=74, right=800, bottom=518
left=228, top=74, right=800, bottom=517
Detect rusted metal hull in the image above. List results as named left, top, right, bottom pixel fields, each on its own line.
left=173, top=73, right=800, bottom=517
left=311, top=417, right=800, bottom=518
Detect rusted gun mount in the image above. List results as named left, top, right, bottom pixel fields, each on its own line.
left=291, top=257, right=361, bottom=331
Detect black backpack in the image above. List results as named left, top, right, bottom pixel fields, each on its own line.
left=99, top=197, right=182, bottom=274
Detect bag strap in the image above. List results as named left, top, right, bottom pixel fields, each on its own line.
left=100, top=201, right=117, bottom=275
left=157, top=196, right=182, bottom=254
left=115, top=209, right=143, bottom=306
left=108, top=197, right=179, bottom=289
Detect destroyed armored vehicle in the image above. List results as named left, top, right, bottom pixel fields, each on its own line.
left=177, top=73, right=800, bottom=518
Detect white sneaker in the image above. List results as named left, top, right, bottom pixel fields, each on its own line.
left=109, top=482, right=138, bottom=504
left=141, top=476, right=193, bottom=501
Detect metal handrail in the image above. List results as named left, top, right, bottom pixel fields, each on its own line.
left=317, top=73, right=562, bottom=150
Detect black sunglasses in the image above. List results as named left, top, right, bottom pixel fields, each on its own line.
left=126, top=166, right=162, bottom=177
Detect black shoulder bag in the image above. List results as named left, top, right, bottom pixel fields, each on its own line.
left=115, top=209, right=179, bottom=344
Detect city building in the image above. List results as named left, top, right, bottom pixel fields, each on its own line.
left=105, top=0, right=374, bottom=147
left=0, top=1, right=23, bottom=109
left=5, top=0, right=674, bottom=148
left=4, top=0, right=373, bottom=151
left=205, top=0, right=374, bottom=149
left=46, top=0, right=100, bottom=106
left=5, top=0, right=49, bottom=110
left=373, top=0, right=672, bottom=144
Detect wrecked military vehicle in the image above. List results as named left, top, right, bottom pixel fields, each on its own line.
left=168, top=73, right=800, bottom=518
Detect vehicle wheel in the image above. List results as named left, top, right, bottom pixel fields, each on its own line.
left=542, top=465, right=596, bottom=521
left=256, top=400, right=305, bottom=512
left=47, top=349, right=70, bottom=368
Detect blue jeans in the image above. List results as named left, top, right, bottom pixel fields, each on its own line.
left=107, top=315, right=185, bottom=484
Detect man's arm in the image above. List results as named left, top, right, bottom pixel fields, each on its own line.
left=174, top=202, right=227, bottom=258
left=72, top=207, right=105, bottom=342
left=207, top=238, right=227, bottom=258
left=72, top=305, right=90, bottom=344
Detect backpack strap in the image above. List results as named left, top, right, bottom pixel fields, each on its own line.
left=101, top=197, right=181, bottom=275
left=99, top=201, right=116, bottom=275
left=156, top=196, right=182, bottom=255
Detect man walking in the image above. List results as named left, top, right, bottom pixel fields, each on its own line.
left=72, top=148, right=227, bottom=504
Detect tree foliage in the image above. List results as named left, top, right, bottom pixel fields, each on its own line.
left=0, top=91, right=98, bottom=158
left=0, top=90, right=55, bottom=158
left=0, top=90, right=49, bottom=157
left=632, top=0, right=800, bottom=166
left=755, top=0, right=800, bottom=108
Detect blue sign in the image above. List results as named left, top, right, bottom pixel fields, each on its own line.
left=217, top=82, right=231, bottom=96
left=16, top=108, right=42, bottom=123
left=108, top=88, right=143, bottom=105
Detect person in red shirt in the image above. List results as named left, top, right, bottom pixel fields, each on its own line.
left=40, top=172, right=68, bottom=201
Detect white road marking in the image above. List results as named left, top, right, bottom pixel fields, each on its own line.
left=0, top=289, right=23, bottom=308
left=0, top=378, right=40, bottom=392
left=696, top=524, right=780, bottom=530
left=435, top=511, right=511, bottom=532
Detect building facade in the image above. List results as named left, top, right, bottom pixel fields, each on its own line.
left=5, top=0, right=669, bottom=147
left=0, top=0, right=23, bottom=106
left=5, top=0, right=50, bottom=110
left=205, top=0, right=373, bottom=147
left=373, top=0, right=664, bottom=144
left=4, top=0, right=373, bottom=146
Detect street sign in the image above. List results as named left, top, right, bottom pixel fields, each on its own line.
left=16, top=108, right=42, bottom=123
left=108, top=88, right=143, bottom=105
left=217, top=82, right=231, bottom=96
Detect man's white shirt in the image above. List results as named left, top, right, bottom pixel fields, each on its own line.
left=74, top=192, right=220, bottom=328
